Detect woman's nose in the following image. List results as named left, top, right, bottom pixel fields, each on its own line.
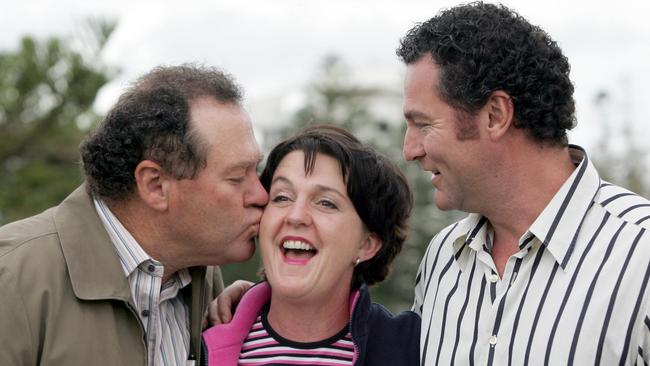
left=285, top=199, right=312, bottom=227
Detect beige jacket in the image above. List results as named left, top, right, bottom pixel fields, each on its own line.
left=0, top=186, right=224, bottom=365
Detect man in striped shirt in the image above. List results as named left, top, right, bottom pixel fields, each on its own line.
left=397, top=3, right=650, bottom=365
left=0, top=65, right=268, bottom=365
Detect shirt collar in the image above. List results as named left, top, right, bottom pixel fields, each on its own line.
left=451, top=145, right=601, bottom=271
left=93, top=198, right=192, bottom=284
left=528, top=145, right=601, bottom=269
left=94, top=198, right=152, bottom=276
left=452, top=214, right=489, bottom=271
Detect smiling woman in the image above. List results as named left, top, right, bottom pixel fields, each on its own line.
left=202, top=125, right=420, bottom=365
left=261, top=150, right=376, bottom=307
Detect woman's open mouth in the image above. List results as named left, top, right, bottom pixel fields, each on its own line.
left=281, top=239, right=318, bottom=265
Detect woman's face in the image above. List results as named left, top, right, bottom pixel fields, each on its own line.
left=259, top=150, right=380, bottom=302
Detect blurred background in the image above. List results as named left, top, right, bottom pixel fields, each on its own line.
left=1, top=0, right=649, bottom=312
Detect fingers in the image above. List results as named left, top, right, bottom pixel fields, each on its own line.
left=207, top=297, right=223, bottom=326
left=208, top=280, right=254, bottom=326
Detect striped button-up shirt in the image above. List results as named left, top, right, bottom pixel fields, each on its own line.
left=414, top=146, right=650, bottom=365
left=94, top=199, right=193, bottom=366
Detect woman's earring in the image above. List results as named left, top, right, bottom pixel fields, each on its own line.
left=354, top=257, right=360, bottom=267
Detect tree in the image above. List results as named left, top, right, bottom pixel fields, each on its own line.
left=591, top=89, right=649, bottom=198
left=0, top=19, right=117, bottom=224
left=260, top=55, right=463, bottom=311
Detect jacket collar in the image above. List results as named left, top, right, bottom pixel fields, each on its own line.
left=56, top=185, right=209, bottom=300
left=202, top=281, right=272, bottom=355
left=55, top=185, right=133, bottom=302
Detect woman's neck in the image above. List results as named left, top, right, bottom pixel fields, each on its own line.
left=266, top=287, right=352, bottom=342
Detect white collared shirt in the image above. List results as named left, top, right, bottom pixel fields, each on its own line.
left=94, top=198, right=193, bottom=366
left=415, top=146, right=650, bottom=365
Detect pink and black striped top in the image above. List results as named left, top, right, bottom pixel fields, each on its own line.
left=238, top=309, right=355, bottom=365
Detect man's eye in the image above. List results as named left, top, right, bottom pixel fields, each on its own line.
left=416, top=122, right=431, bottom=131
left=228, top=177, right=245, bottom=184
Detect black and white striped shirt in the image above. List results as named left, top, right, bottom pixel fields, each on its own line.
left=414, top=146, right=650, bottom=365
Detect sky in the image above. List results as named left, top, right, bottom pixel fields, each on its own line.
left=2, top=0, right=650, bottom=153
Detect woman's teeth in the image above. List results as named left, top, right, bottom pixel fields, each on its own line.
left=282, top=240, right=315, bottom=251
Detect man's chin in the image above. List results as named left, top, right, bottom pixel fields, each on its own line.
left=199, top=240, right=256, bottom=266
left=434, top=192, right=456, bottom=212
left=228, top=240, right=257, bottom=263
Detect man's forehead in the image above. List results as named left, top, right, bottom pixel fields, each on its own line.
left=190, top=99, right=254, bottom=139
left=403, top=109, right=430, bottom=121
left=221, top=149, right=263, bottom=172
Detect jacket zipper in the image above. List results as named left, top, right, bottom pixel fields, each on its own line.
left=349, top=290, right=361, bottom=366
left=349, top=321, right=360, bottom=365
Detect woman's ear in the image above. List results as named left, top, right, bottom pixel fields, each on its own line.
left=357, top=233, right=382, bottom=263
left=134, top=160, right=170, bottom=212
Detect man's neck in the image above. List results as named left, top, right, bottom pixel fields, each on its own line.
left=483, top=144, right=577, bottom=275
left=106, top=199, right=180, bottom=282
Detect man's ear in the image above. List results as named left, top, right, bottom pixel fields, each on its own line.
left=134, top=160, right=169, bottom=211
left=484, top=90, right=514, bottom=141
left=357, top=233, right=382, bottom=263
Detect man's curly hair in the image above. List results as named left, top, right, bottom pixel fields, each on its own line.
left=80, top=64, right=242, bottom=200
left=396, top=2, right=576, bottom=145
left=260, top=125, right=413, bottom=289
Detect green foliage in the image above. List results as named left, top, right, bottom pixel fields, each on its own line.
left=0, top=19, right=117, bottom=224
left=258, top=55, right=463, bottom=312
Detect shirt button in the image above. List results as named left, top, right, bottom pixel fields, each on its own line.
left=141, top=309, right=150, bottom=317
left=489, top=335, right=498, bottom=345
left=489, top=274, right=499, bottom=283
left=147, top=264, right=155, bottom=272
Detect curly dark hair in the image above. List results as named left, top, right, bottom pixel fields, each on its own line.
left=396, top=2, right=576, bottom=145
left=260, top=125, right=413, bottom=289
left=80, top=64, right=243, bottom=200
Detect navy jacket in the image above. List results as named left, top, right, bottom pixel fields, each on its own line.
left=350, top=284, right=421, bottom=365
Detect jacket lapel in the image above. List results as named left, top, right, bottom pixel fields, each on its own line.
left=55, top=185, right=133, bottom=303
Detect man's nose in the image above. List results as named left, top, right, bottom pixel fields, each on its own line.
left=246, top=176, right=269, bottom=208
left=403, top=126, right=424, bottom=161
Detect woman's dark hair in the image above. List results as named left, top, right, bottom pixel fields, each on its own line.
left=260, top=125, right=413, bottom=288
left=396, top=2, right=575, bottom=145
left=80, top=64, right=242, bottom=200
